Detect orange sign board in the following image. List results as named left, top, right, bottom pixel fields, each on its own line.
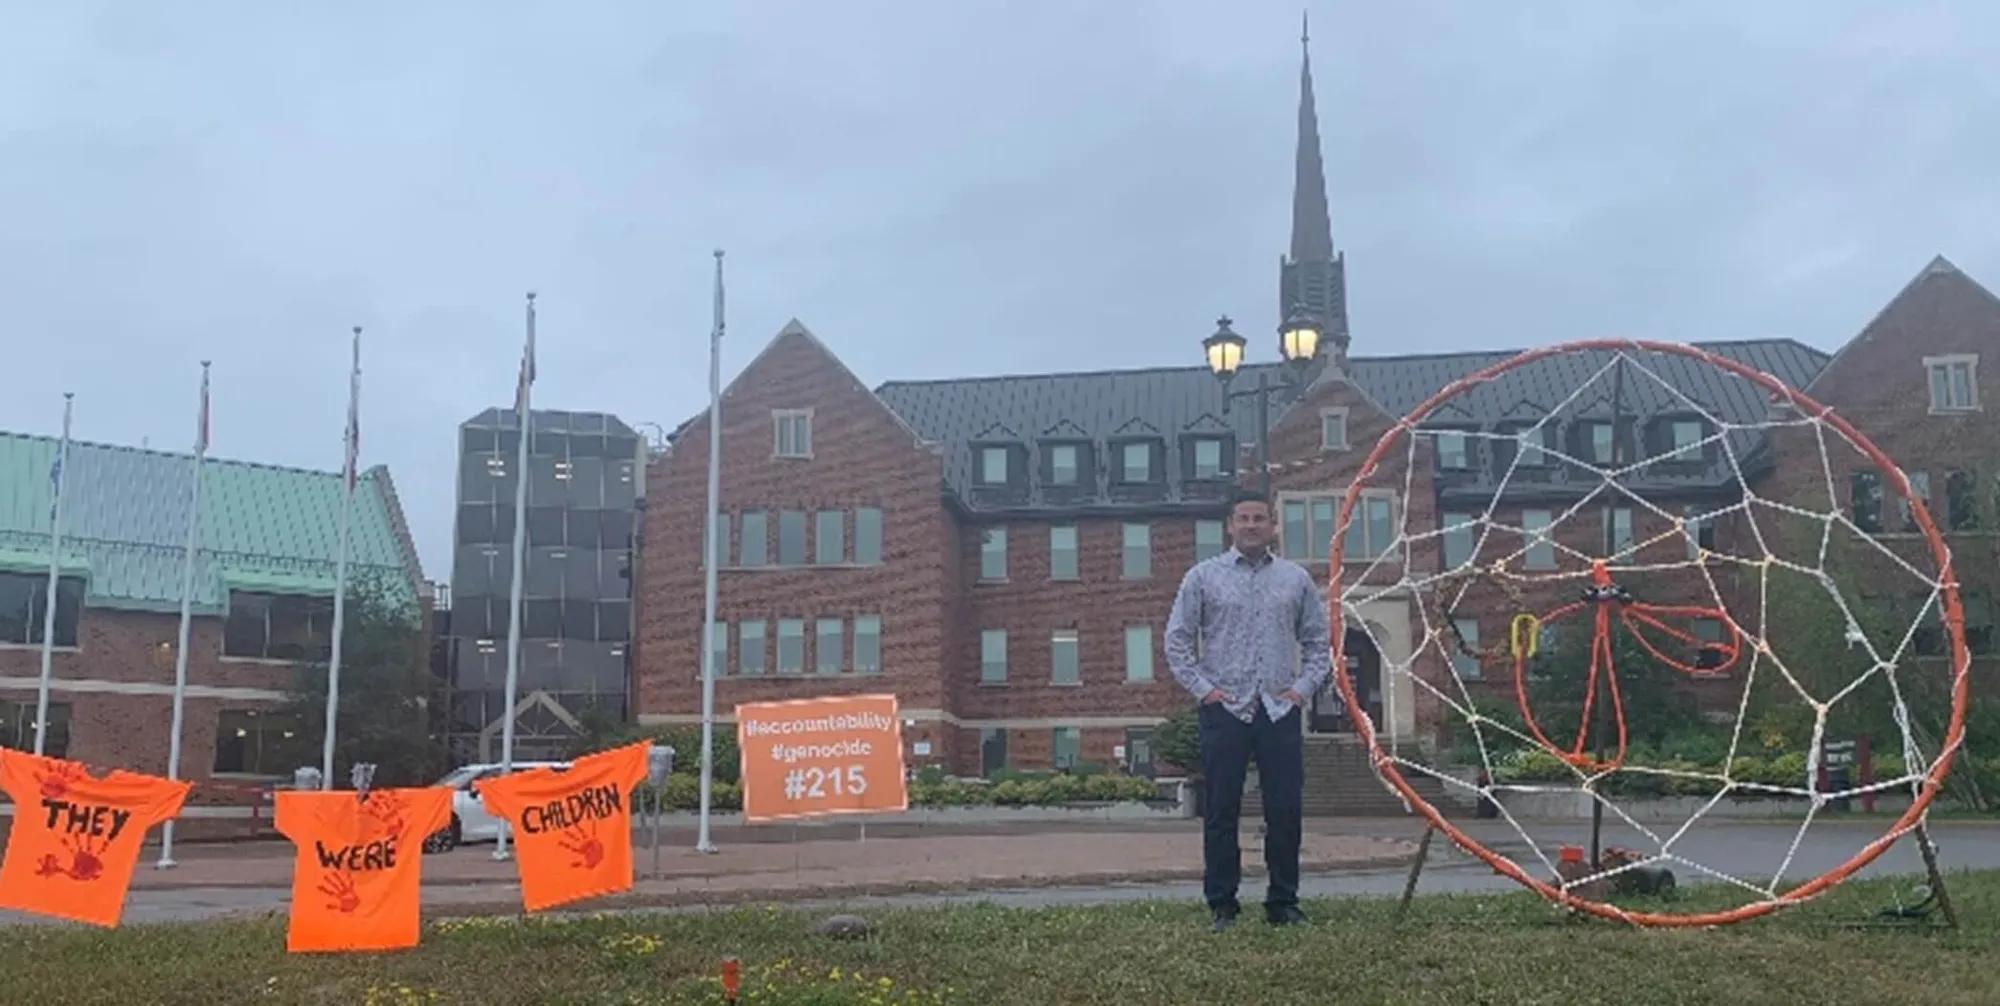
left=736, top=694, right=908, bottom=822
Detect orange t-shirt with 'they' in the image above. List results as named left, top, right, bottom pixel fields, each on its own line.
left=0, top=750, right=191, bottom=927
left=477, top=742, right=649, bottom=912
left=274, top=787, right=452, bottom=953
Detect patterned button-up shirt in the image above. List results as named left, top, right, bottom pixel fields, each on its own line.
left=1165, top=546, right=1332, bottom=723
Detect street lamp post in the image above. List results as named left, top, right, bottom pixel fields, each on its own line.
left=1202, top=307, right=1324, bottom=496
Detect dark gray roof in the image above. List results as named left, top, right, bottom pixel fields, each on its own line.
left=460, top=408, right=638, bottom=438
left=874, top=339, right=1830, bottom=514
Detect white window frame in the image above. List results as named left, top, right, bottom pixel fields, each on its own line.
left=1124, top=624, right=1154, bottom=682
left=851, top=615, right=882, bottom=674
left=1050, top=630, right=1080, bottom=685
left=978, top=446, right=1010, bottom=485
left=1319, top=408, right=1350, bottom=451
left=1121, top=522, right=1151, bottom=579
left=1049, top=525, right=1079, bottom=581
left=1277, top=489, right=1398, bottom=565
left=980, top=629, right=1008, bottom=684
left=1924, top=354, right=1980, bottom=414
left=980, top=527, right=1008, bottom=581
left=772, top=409, right=814, bottom=458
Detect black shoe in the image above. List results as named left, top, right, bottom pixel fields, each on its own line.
left=1266, top=906, right=1308, bottom=927
left=1208, top=910, right=1237, bottom=933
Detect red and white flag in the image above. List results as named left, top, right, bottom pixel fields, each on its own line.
left=343, top=328, right=361, bottom=490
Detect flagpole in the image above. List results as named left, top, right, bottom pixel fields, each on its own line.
left=321, top=327, right=361, bottom=788
left=34, top=393, right=75, bottom=756
left=158, top=361, right=210, bottom=870
left=495, top=293, right=535, bottom=862
left=696, top=250, right=724, bottom=854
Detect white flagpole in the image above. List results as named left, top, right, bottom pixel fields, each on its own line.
left=495, top=293, right=535, bottom=862
left=158, top=361, right=210, bottom=870
left=321, top=327, right=361, bottom=788
left=34, top=393, right=75, bottom=756
left=696, top=250, right=724, bottom=854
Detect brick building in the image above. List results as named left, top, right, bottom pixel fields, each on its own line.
left=633, top=34, right=1995, bottom=786
left=0, top=432, right=426, bottom=831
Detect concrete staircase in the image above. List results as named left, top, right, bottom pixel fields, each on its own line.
left=1240, top=734, right=1449, bottom=818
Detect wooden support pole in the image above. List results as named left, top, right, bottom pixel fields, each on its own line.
left=1396, top=826, right=1436, bottom=922
left=1913, top=822, right=1958, bottom=929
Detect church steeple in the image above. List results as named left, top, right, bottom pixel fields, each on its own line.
left=1280, top=10, right=1350, bottom=357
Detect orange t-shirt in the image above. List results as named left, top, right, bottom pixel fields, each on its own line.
left=0, top=750, right=191, bottom=928
left=274, top=787, right=451, bottom=953
left=477, top=742, right=649, bottom=912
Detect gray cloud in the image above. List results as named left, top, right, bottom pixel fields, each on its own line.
left=3, top=1, right=1994, bottom=575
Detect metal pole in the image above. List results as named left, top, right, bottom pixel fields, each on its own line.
left=651, top=780, right=664, bottom=879
left=697, top=249, right=725, bottom=854
left=495, top=294, right=535, bottom=862
left=159, top=362, right=211, bottom=869
left=1591, top=355, right=1628, bottom=869
left=322, top=327, right=360, bottom=788
left=1257, top=371, right=1272, bottom=498
left=34, top=393, right=74, bottom=755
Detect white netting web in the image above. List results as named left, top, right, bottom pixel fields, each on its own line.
left=1328, top=340, right=1971, bottom=925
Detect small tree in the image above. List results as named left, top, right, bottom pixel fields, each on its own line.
left=1154, top=707, right=1201, bottom=775
left=284, top=575, right=447, bottom=787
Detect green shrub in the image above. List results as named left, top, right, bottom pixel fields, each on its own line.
left=1495, top=748, right=1571, bottom=783
left=1154, top=708, right=1201, bottom=773
left=915, top=765, right=947, bottom=786
left=1768, top=751, right=1810, bottom=787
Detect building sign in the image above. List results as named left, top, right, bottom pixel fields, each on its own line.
left=735, top=694, right=908, bottom=822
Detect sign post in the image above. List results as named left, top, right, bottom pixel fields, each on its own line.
left=735, top=695, right=909, bottom=824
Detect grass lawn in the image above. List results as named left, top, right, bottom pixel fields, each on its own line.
left=4, top=871, right=1995, bottom=1005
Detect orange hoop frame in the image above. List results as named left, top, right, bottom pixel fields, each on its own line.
left=1328, top=337, right=1970, bottom=927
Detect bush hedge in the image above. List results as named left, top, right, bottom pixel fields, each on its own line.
left=1489, top=745, right=1912, bottom=797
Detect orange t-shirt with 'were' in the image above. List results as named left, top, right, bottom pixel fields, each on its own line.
left=274, top=787, right=452, bottom=953
left=477, top=742, right=649, bottom=912
left=0, top=750, right=191, bottom=927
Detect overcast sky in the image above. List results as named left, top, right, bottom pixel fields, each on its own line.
left=5, top=2, right=1996, bottom=578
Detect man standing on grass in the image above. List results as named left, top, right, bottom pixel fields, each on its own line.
left=1165, top=490, right=1331, bottom=932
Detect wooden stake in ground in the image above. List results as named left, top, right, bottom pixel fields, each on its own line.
left=1396, top=826, right=1436, bottom=922
left=1913, top=821, right=1959, bottom=929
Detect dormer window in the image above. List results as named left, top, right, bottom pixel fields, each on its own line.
left=1655, top=416, right=1706, bottom=462
left=1184, top=435, right=1233, bottom=481
left=1113, top=440, right=1162, bottom=484
left=978, top=446, right=1010, bottom=485
left=1578, top=421, right=1619, bottom=465
left=1434, top=430, right=1473, bottom=471
left=1048, top=444, right=1079, bottom=485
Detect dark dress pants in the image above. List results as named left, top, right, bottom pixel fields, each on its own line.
left=1199, top=701, right=1302, bottom=916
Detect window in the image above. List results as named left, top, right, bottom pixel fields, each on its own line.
left=854, top=508, right=883, bottom=564
left=1320, top=408, right=1349, bottom=450
left=1947, top=471, right=1980, bottom=531
left=1124, top=624, right=1154, bottom=682
left=815, top=510, right=845, bottom=565
left=1052, top=727, right=1082, bottom=770
left=1964, top=591, right=1994, bottom=654
left=1119, top=442, right=1153, bottom=483
left=1900, top=471, right=1932, bottom=532
left=1587, top=422, right=1616, bottom=465
left=1125, top=727, right=1155, bottom=777
left=1051, top=630, right=1080, bottom=684
left=1522, top=510, right=1555, bottom=569
left=1435, top=431, right=1471, bottom=471
left=1925, top=355, right=1979, bottom=413
left=705, top=621, right=727, bottom=676
left=1049, top=525, right=1079, bottom=580
left=223, top=591, right=334, bottom=661
left=1450, top=619, right=1482, bottom=680
left=981, top=629, right=1008, bottom=684
left=1048, top=444, right=1080, bottom=486
left=738, top=620, right=767, bottom=675
left=980, top=527, right=1007, bottom=581
left=852, top=615, right=882, bottom=674
left=740, top=510, right=769, bottom=567
left=0, top=699, right=70, bottom=758
left=773, top=410, right=812, bottom=457
left=981, top=728, right=1008, bottom=776
left=1194, top=519, right=1226, bottom=562
left=776, top=619, right=805, bottom=674
left=1692, top=619, right=1726, bottom=670
left=1667, top=419, right=1704, bottom=460
left=0, top=572, right=82, bottom=647
left=978, top=446, right=1010, bottom=485
left=701, top=512, right=731, bottom=567
left=1122, top=522, right=1151, bottom=579
left=1851, top=473, right=1883, bottom=533
left=778, top=511, right=806, bottom=566
left=1442, top=512, right=1476, bottom=570
left=1192, top=438, right=1225, bottom=479
left=1514, top=425, right=1550, bottom=466
left=1604, top=507, right=1634, bottom=555
left=1282, top=492, right=1395, bottom=562
left=815, top=618, right=843, bottom=674
left=1683, top=505, right=1716, bottom=558
left=212, top=709, right=301, bottom=776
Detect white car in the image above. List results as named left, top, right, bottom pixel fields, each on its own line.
left=422, top=761, right=568, bottom=853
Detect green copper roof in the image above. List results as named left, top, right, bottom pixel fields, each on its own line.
left=0, top=431, right=423, bottom=615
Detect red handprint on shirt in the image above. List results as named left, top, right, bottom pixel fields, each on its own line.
left=558, top=817, right=604, bottom=870
left=36, top=761, right=86, bottom=801
left=32, top=833, right=107, bottom=881
left=358, top=790, right=410, bottom=841
left=317, top=871, right=361, bottom=913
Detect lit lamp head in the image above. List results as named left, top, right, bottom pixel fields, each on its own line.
left=1203, top=315, right=1247, bottom=389
left=1278, top=305, right=1322, bottom=369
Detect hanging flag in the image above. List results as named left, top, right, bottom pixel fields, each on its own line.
left=274, top=787, right=451, bottom=952
left=195, top=366, right=211, bottom=454
left=476, top=741, right=650, bottom=912
left=47, top=452, right=60, bottom=522
left=0, top=750, right=191, bottom=927
left=343, top=328, right=361, bottom=490
left=515, top=299, right=536, bottom=417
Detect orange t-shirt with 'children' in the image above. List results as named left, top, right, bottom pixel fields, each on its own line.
left=0, top=750, right=191, bottom=928
left=476, top=742, right=649, bottom=912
